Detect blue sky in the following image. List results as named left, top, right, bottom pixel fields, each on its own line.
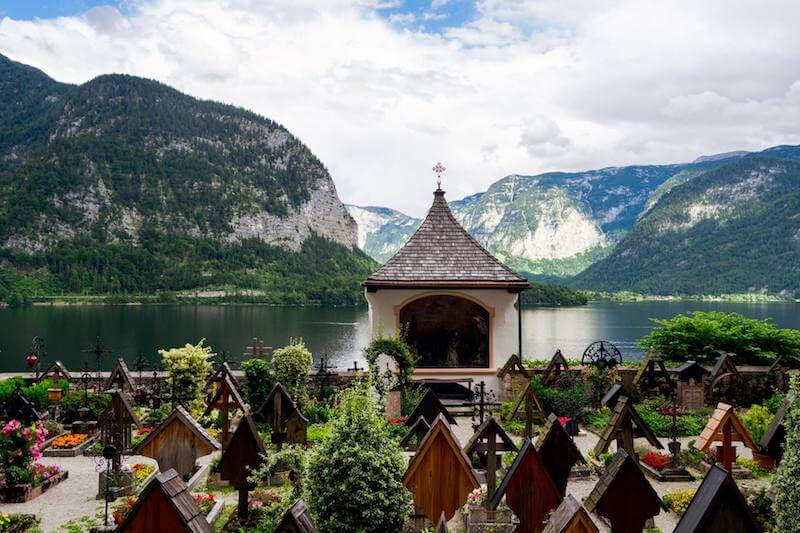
left=0, top=0, right=125, bottom=19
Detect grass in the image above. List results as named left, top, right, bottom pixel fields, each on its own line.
left=212, top=504, right=236, bottom=533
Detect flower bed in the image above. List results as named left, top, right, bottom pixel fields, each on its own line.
left=131, top=463, right=156, bottom=488
left=193, top=492, right=216, bottom=515
left=44, top=433, right=97, bottom=457
left=641, top=451, right=670, bottom=470
left=0, top=420, right=70, bottom=503
left=0, top=512, right=40, bottom=532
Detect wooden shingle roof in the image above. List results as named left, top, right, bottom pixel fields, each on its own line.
left=696, top=402, right=757, bottom=453
left=463, top=416, right=516, bottom=459
left=542, top=494, right=599, bottom=533
left=536, top=414, right=585, bottom=497
left=275, top=499, right=319, bottom=533
left=364, top=189, right=530, bottom=290
left=106, top=358, right=135, bottom=392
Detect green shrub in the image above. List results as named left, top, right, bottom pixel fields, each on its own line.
left=304, top=400, right=334, bottom=425
left=159, top=340, right=214, bottom=415
left=60, top=391, right=110, bottom=421
left=737, top=457, right=773, bottom=479
left=774, top=375, right=800, bottom=532
left=0, top=378, right=68, bottom=410
left=272, top=340, right=313, bottom=409
left=306, top=382, right=411, bottom=531
left=532, top=377, right=589, bottom=419
left=363, top=333, right=415, bottom=388
left=764, top=391, right=785, bottom=414
left=742, top=405, right=773, bottom=445
left=307, top=423, right=332, bottom=443
left=241, top=358, right=274, bottom=413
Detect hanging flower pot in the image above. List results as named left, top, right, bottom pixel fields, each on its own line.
left=25, top=353, right=39, bottom=369
left=47, top=388, right=63, bottom=404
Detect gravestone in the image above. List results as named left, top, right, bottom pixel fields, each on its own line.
left=675, top=361, right=709, bottom=410
left=510, top=381, right=546, bottom=439
left=405, top=389, right=456, bottom=427
left=117, top=469, right=211, bottom=533
left=134, top=406, right=220, bottom=478
left=400, top=417, right=431, bottom=452
left=463, top=416, right=516, bottom=504
left=202, top=375, right=247, bottom=449
left=496, top=354, right=529, bottom=401
left=585, top=449, right=661, bottom=533
left=535, top=414, right=585, bottom=497
left=105, top=358, right=136, bottom=395
left=542, top=494, right=599, bottom=533
left=487, top=439, right=561, bottom=533
left=696, top=402, right=757, bottom=473
left=403, top=414, right=479, bottom=523
left=674, top=464, right=761, bottom=533
left=593, top=396, right=663, bottom=461
left=218, top=412, right=267, bottom=521
left=275, top=499, right=319, bottom=533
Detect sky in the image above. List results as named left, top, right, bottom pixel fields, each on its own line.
left=1, top=1, right=800, bottom=216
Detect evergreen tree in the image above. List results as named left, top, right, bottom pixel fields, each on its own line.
left=774, top=375, right=800, bottom=532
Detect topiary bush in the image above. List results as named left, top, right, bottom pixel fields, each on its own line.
left=241, top=358, right=274, bottom=413
left=774, top=375, right=800, bottom=532
left=306, top=382, right=411, bottom=531
left=742, top=405, right=773, bottom=445
left=159, top=339, right=214, bottom=415
left=272, top=340, right=313, bottom=409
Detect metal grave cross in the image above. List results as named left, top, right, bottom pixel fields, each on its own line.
left=84, top=337, right=112, bottom=385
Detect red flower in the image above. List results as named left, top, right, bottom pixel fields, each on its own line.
left=642, top=451, right=670, bottom=470
left=387, top=417, right=406, bottom=425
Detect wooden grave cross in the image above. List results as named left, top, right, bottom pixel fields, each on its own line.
left=202, top=375, right=247, bottom=449
left=760, top=400, right=787, bottom=465
left=218, top=412, right=267, bottom=521
left=463, top=416, right=516, bottom=505
left=135, top=406, right=220, bottom=478
left=510, top=380, right=546, bottom=439
left=542, top=349, right=570, bottom=386
left=243, top=337, right=271, bottom=360
left=400, top=417, right=431, bottom=452
left=535, top=413, right=585, bottom=497
left=274, top=499, right=319, bottom=533
left=696, top=402, right=758, bottom=472
left=593, top=395, right=663, bottom=462
left=40, top=360, right=71, bottom=383
left=99, top=389, right=141, bottom=472
left=405, top=388, right=456, bottom=428
left=584, top=449, right=662, bottom=533
left=257, top=383, right=308, bottom=450
left=673, top=464, right=761, bottom=533
left=632, top=349, right=673, bottom=390
left=541, top=494, right=599, bottom=533
left=487, top=438, right=561, bottom=533
left=403, top=413, right=479, bottom=523
left=106, top=357, right=136, bottom=395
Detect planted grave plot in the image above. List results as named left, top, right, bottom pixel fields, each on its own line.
left=0, top=420, right=68, bottom=503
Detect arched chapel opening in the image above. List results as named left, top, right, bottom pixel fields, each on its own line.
left=400, top=295, right=490, bottom=368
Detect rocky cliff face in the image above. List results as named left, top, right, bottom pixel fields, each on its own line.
left=345, top=205, right=419, bottom=263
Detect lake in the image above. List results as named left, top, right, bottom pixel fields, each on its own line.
left=0, top=301, right=798, bottom=372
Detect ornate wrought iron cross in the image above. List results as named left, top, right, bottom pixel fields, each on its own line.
left=467, top=381, right=500, bottom=430
left=84, top=337, right=111, bottom=385
left=432, top=162, right=446, bottom=189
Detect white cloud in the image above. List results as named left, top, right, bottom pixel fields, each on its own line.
left=1, top=0, right=800, bottom=216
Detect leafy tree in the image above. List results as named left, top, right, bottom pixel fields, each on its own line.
left=272, top=340, right=313, bottom=409
left=774, top=376, right=800, bottom=532
left=159, top=340, right=214, bottom=414
left=241, top=358, right=274, bottom=413
left=639, top=311, right=800, bottom=365
left=305, top=382, right=411, bottom=532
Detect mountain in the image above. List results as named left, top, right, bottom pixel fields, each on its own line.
left=346, top=205, right=419, bottom=263
left=572, top=156, right=800, bottom=295
left=0, top=54, right=376, bottom=305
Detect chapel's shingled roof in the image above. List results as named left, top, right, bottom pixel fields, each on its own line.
left=364, top=189, right=530, bottom=290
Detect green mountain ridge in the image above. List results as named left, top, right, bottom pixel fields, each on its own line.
left=0, top=54, right=376, bottom=305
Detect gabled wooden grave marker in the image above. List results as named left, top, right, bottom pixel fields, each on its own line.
left=496, top=354, right=529, bottom=400
left=600, top=383, right=630, bottom=410
left=400, top=417, right=430, bottom=452
left=40, top=360, right=71, bottom=382
left=256, top=383, right=308, bottom=449
left=106, top=357, right=136, bottom=394
left=487, top=439, right=561, bottom=533
left=218, top=412, right=267, bottom=521
left=632, top=349, right=673, bottom=390
left=100, top=389, right=140, bottom=454
left=593, top=395, right=663, bottom=461
left=584, top=449, right=661, bottom=533
left=536, top=414, right=585, bottom=497
left=463, top=416, right=516, bottom=504
left=405, top=388, right=456, bottom=427
left=202, top=375, right=247, bottom=449
left=275, top=499, right=319, bottom=533
left=117, top=468, right=211, bottom=533
left=0, top=382, right=42, bottom=424
left=542, top=494, right=599, bottom=533
left=709, top=352, right=738, bottom=392
left=760, top=400, right=787, bottom=465
left=674, top=464, right=761, bottom=533
left=510, top=380, right=546, bottom=439
left=674, top=361, right=710, bottom=409
left=403, top=414, right=479, bottom=523
left=696, top=402, right=757, bottom=472
left=135, top=406, right=220, bottom=478
left=542, top=349, right=570, bottom=386
left=496, top=353, right=529, bottom=379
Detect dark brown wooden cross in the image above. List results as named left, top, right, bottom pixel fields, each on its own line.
left=464, top=416, right=516, bottom=505
left=510, top=381, right=546, bottom=439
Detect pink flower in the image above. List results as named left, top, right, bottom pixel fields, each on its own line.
left=43, top=472, right=50, bottom=479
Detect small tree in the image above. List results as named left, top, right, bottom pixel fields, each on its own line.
left=774, top=375, right=800, bottom=532
left=241, top=358, right=274, bottom=412
left=159, top=339, right=214, bottom=414
left=306, top=382, right=411, bottom=531
left=273, top=340, right=313, bottom=409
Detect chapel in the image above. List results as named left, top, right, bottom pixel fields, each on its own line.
left=364, top=165, right=529, bottom=387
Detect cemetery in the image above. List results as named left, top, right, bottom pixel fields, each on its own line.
left=0, top=187, right=797, bottom=532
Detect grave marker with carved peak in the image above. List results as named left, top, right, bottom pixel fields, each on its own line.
left=593, top=396, right=663, bottom=461
left=135, top=406, right=220, bottom=478
left=208, top=360, right=239, bottom=388
left=218, top=412, right=267, bottom=520
left=674, top=361, right=709, bottom=384
left=40, top=360, right=71, bottom=382
left=255, top=383, right=308, bottom=449
left=400, top=417, right=431, bottom=452
left=274, top=499, right=319, bottom=533
left=510, top=381, right=546, bottom=439
left=600, top=383, right=632, bottom=410
left=760, top=400, right=787, bottom=465
left=536, top=414, right=585, bottom=497
left=100, top=389, right=140, bottom=455
left=696, top=402, right=757, bottom=472
left=117, top=468, right=211, bottom=533
left=496, top=354, right=529, bottom=379
left=202, top=375, right=247, bottom=449
left=463, top=416, right=516, bottom=504
left=674, top=464, right=761, bottom=533
left=584, top=449, right=661, bottom=533
left=541, top=494, right=599, bottom=533
left=403, top=413, right=479, bottom=522
left=0, top=383, right=42, bottom=424
left=542, top=350, right=570, bottom=386
left=632, top=349, right=673, bottom=390
left=106, top=357, right=136, bottom=394
left=405, top=388, right=456, bottom=427
left=487, top=439, right=561, bottom=533
left=709, top=352, right=738, bottom=391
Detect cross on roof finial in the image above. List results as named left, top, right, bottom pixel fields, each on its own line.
left=432, top=162, right=446, bottom=190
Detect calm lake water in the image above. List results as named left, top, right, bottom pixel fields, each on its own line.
left=0, top=301, right=798, bottom=372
